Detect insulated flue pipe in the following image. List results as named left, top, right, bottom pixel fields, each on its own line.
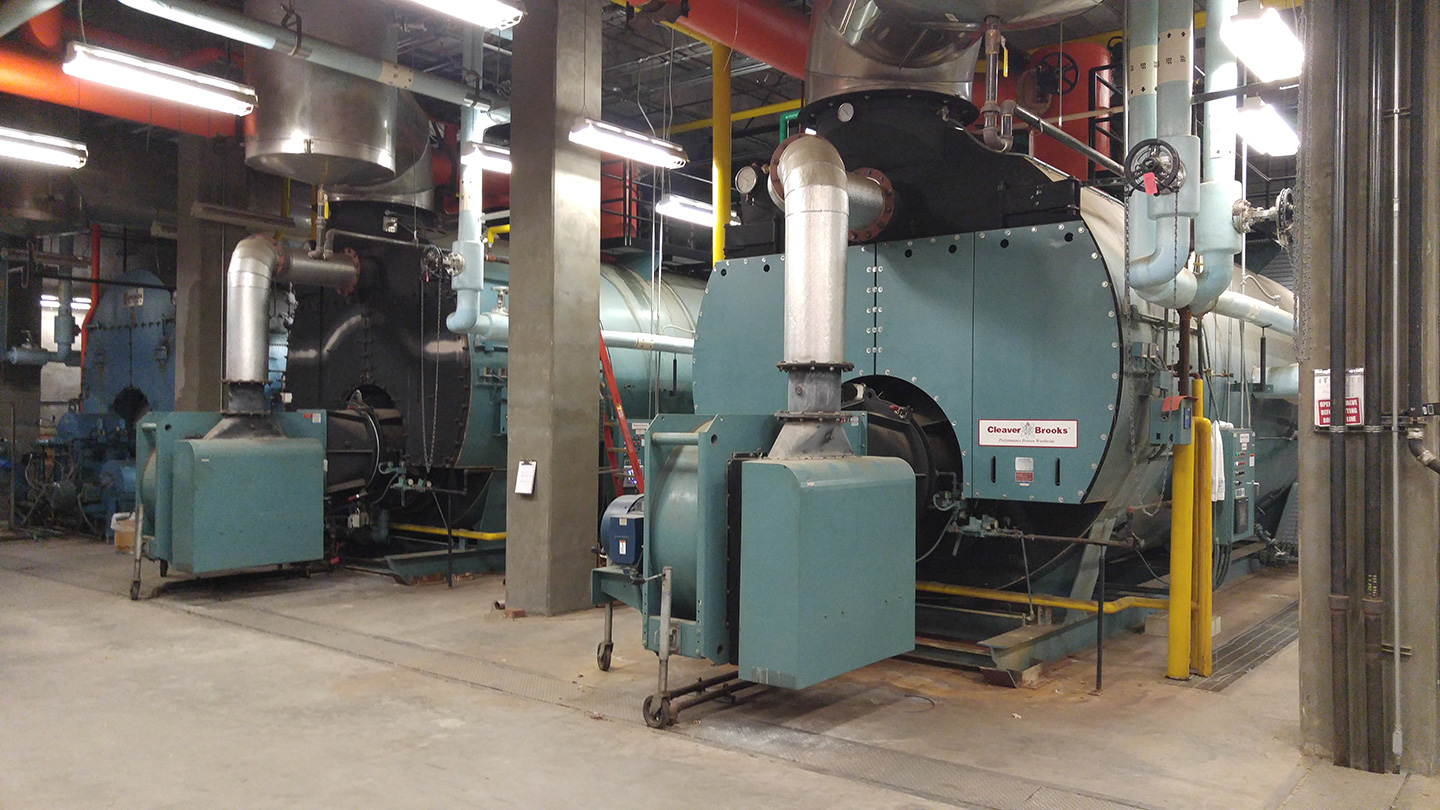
left=1126, top=0, right=1199, bottom=308
left=224, top=235, right=357, bottom=412
left=775, top=135, right=849, bottom=377
left=768, top=134, right=855, bottom=459
left=1191, top=0, right=1244, bottom=314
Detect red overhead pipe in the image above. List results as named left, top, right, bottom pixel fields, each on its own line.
left=22, top=7, right=63, bottom=51
left=626, top=0, right=808, bottom=79
left=0, top=45, right=237, bottom=138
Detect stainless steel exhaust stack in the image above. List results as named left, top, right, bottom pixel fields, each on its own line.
left=768, top=135, right=854, bottom=458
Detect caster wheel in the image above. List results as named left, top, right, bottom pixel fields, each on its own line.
left=642, top=695, right=673, bottom=729
left=597, top=641, right=614, bottom=672
left=129, top=581, right=140, bottom=601
left=158, top=560, right=169, bottom=578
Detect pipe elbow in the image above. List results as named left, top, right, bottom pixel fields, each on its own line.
left=1407, top=432, right=1440, bottom=474
left=446, top=298, right=480, bottom=334
left=228, top=234, right=282, bottom=287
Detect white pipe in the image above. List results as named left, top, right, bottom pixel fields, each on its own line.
left=1212, top=289, right=1294, bottom=336
left=1192, top=0, right=1244, bottom=314
left=1127, top=0, right=1201, bottom=308
left=601, top=331, right=695, bottom=355
left=447, top=105, right=491, bottom=334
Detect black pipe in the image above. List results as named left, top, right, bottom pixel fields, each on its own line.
left=1327, top=0, right=1353, bottom=770
left=1361, top=0, right=1388, bottom=772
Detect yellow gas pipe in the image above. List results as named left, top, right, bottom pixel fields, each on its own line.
left=711, top=43, right=732, bottom=264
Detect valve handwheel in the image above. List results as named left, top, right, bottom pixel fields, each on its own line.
left=1123, top=138, right=1186, bottom=195
left=1035, top=51, right=1081, bottom=97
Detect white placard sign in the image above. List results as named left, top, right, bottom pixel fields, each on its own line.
left=514, top=460, right=537, bottom=495
left=977, top=419, right=1080, bottom=448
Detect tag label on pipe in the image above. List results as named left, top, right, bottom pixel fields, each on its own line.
left=978, top=419, right=1079, bottom=448
left=1314, top=368, right=1364, bottom=426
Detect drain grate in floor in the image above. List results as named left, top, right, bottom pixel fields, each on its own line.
left=1188, top=600, right=1299, bottom=692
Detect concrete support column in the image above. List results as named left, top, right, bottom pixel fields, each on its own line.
left=505, top=0, right=602, bottom=615
left=1299, top=0, right=1440, bottom=774
left=174, top=135, right=246, bottom=412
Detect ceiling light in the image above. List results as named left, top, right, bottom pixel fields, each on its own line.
left=63, top=43, right=258, bottom=116
left=401, top=0, right=524, bottom=30
left=1237, top=97, right=1299, bottom=156
left=654, top=194, right=738, bottom=228
left=117, top=0, right=278, bottom=49
left=569, top=118, right=688, bottom=169
left=1221, top=1, right=1303, bottom=83
left=461, top=143, right=512, bottom=174
left=0, top=126, right=88, bottom=169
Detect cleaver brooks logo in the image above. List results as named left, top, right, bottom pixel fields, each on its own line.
left=978, top=419, right=1079, bottom=448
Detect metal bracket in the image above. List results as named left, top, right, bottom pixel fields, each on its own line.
left=1380, top=642, right=1414, bottom=658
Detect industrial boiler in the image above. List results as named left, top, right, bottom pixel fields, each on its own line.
left=7, top=264, right=175, bottom=536
left=592, top=0, right=1300, bottom=725
left=130, top=0, right=702, bottom=594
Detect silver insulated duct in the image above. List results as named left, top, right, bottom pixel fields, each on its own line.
left=806, top=0, right=1103, bottom=106
left=768, top=135, right=855, bottom=459
left=243, top=0, right=429, bottom=188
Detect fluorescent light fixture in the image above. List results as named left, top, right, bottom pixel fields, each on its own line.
left=1237, top=97, right=1299, bottom=156
left=117, top=0, right=278, bottom=49
left=0, top=126, right=88, bottom=169
left=63, top=42, right=258, bottom=116
left=461, top=142, right=512, bottom=174
left=40, top=298, right=91, bottom=312
left=1221, top=1, right=1303, bottom=83
left=569, top=118, right=688, bottom=169
left=654, top=194, right=738, bottom=228
left=402, top=0, right=524, bottom=30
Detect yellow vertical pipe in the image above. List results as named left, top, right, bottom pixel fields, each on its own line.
left=1167, top=391, right=1196, bottom=680
left=1191, top=379, right=1215, bottom=676
left=711, top=43, right=732, bottom=265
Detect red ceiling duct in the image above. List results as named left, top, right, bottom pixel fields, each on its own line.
left=627, top=0, right=809, bottom=79
left=0, top=45, right=236, bottom=138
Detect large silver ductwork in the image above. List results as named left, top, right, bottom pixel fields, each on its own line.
left=242, top=0, right=430, bottom=189
left=806, top=0, right=1101, bottom=106
left=224, top=235, right=358, bottom=413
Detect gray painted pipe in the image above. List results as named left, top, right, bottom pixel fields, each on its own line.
left=0, top=0, right=62, bottom=38
left=118, top=0, right=497, bottom=109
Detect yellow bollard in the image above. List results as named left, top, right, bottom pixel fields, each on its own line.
left=1190, top=380, right=1214, bottom=676
left=1166, top=397, right=1196, bottom=681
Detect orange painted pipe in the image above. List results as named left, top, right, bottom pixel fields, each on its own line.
left=627, top=0, right=808, bottom=79
left=0, top=46, right=236, bottom=138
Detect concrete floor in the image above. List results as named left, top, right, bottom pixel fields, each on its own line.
left=1, top=537, right=1434, bottom=810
